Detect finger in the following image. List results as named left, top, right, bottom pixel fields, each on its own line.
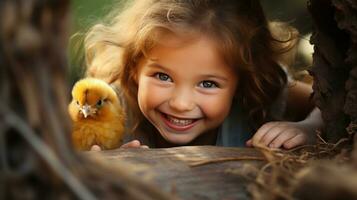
left=269, top=131, right=298, bottom=148
left=90, top=145, right=102, bottom=151
left=283, top=134, right=307, bottom=149
left=246, top=139, right=253, bottom=147
left=121, top=140, right=141, bottom=148
left=140, top=145, right=149, bottom=149
left=260, top=126, right=286, bottom=146
left=252, top=122, right=281, bottom=145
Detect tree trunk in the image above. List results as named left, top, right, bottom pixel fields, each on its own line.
left=0, top=1, right=171, bottom=199
left=291, top=1, right=357, bottom=199
left=308, top=0, right=353, bottom=142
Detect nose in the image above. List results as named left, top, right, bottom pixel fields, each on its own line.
left=169, top=87, right=195, bottom=112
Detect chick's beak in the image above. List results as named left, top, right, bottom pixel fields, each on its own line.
left=80, top=104, right=92, bottom=118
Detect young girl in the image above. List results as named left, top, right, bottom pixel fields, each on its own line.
left=84, top=0, right=323, bottom=149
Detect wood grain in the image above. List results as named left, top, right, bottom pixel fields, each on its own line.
left=86, top=146, right=266, bottom=200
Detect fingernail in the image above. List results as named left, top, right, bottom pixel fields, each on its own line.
left=91, top=145, right=101, bottom=151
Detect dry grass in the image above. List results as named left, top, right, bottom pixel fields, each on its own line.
left=242, top=134, right=353, bottom=200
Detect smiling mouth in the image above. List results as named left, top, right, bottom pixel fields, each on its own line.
left=160, top=112, right=200, bottom=131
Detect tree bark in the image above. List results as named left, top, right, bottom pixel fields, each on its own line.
left=308, top=0, right=357, bottom=148
left=0, top=1, right=171, bottom=199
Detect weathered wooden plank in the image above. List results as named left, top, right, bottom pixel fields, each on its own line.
left=86, top=146, right=265, bottom=200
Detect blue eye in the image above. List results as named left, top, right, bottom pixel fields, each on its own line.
left=155, top=72, right=172, bottom=82
left=199, top=81, right=218, bottom=88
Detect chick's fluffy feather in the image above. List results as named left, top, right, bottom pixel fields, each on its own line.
left=68, top=78, right=125, bottom=150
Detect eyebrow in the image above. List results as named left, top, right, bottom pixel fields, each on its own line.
left=146, top=62, right=171, bottom=72
left=200, top=74, right=229, bottom=82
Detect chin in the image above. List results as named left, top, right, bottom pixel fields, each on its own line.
left=164, top=134, right=194, bottom=145
left=154, top=123, right=200, bottom=146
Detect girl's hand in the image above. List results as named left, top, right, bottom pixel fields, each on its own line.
left=90, top=145, right=102, bottom=151
left=246, top=121, right=316, bottom=149
left=120, top=140, right=149, bottom=149
left=90, top=140, right=149, bottom=151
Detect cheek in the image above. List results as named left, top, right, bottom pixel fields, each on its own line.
left=198, top=92, right=234, bottom=120
left=137, top=78, right=169, bottom=112
left=68, top=102, right=79, bottom=121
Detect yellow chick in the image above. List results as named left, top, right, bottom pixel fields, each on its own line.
left=68, top=78, right=125, bottom=151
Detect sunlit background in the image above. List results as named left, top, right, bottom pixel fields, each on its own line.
left=69, top=0, right=314, bottom=84
left=69, top=0, right=118, bottom=84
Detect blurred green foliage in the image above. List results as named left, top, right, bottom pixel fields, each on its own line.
left=68, top=0, right=117, bottom=85
left=71, top=0, right=116, bottom=33
left=261, top=0, right=312, bottom=34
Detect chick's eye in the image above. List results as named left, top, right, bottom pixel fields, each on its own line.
left=199, top=81, right=218, bottom=88
left=96, top=99, right=103, bottom=107
left=76, top=101, right=79, bottom=105
left=155, top=72, right=172, bottom=82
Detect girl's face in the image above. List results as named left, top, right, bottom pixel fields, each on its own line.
left=136, top=35, right=238, bottom=145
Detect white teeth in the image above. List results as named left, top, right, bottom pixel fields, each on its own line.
left=166, top=115, right=194, bottom=126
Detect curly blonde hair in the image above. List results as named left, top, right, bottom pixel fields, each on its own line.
left=84, top=0, right=297, bottom=131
